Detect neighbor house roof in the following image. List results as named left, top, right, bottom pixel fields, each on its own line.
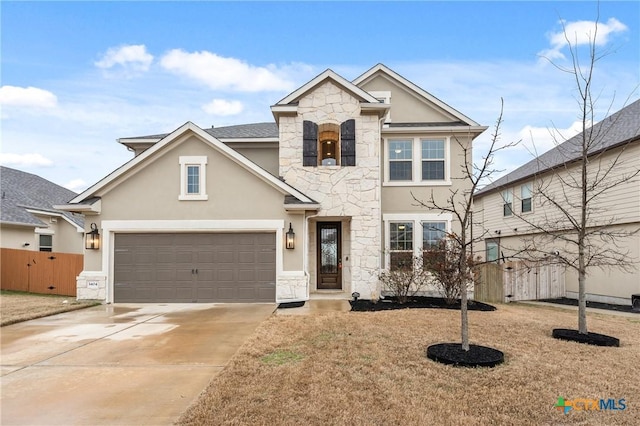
left=0, top=166, right=84, bottom=228
left=475, top=99, right=640, bottom=197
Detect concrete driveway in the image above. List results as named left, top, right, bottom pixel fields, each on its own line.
left=1, top=303, right=275, bottom=425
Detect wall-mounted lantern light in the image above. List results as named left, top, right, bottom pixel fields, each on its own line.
left=285, top=223, right=295, bottom=250
left=85, top=223, right=100, bottom=250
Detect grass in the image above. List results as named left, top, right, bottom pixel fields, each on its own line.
left=0, top=290, right=99, bottom=326
left=179, top=303, right=639, bottom=425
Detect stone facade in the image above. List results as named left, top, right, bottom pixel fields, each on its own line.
left=279, top=81, right=382, bottom=299
left=76, top=271, right=107, bottom=301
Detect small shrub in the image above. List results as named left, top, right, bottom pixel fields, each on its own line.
left=379, top=255, right=431, bottom=303
left=422, top=237, right=474, bottom=304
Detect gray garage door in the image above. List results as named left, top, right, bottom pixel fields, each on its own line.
left=114, top=233, right=276, bottom=303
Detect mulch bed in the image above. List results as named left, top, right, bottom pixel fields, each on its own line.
left=539, top=297, right=638, bottom=314
left=426, top=343, right=504, bottom=368
left=552, top=328, right=620, bottom=347
left=350, top=296, right=496, bottom=312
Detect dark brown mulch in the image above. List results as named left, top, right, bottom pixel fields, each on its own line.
left=426, top=343, right=504, bottom=367
left=540, top=297, right=638, bottom=314
left=552, top=328, right=620, bottom=347
left=350, top=296, right=496, bottom=312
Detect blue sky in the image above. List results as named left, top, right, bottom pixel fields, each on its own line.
left=1, top=1, right=638, bottom=192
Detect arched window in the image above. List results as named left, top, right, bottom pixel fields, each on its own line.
left=318, top=124, right=340, bottom=166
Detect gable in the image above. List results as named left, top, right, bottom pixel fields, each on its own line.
left=68, top=122, right=315, bottom=208
left=358, top=73, right=459, bottom=124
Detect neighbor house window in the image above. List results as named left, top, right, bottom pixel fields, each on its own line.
left=388, top=140, right=412, bottom=181
left=389, top=222, right=413, bottom=270
left=502, top=189, right=513, bottom=217
left=521, top=182, right=532, bottom=213
left=486, top=240, right=499, bottom=262
left=421, top=139, right=445, bottom=180
left=179, top=156, right=208, bottom=201
left=39, top=234, right=53, bottom=252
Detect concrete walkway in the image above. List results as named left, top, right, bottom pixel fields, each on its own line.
left=516, top=301, right=639, bottom=318
left=1, top=303, right=275, bottom=425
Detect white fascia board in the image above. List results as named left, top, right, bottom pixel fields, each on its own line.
left=55, top=199, right=101, bottom=214
left=382, top=125, right=488, bottom=135
left=276, top=69, right=380, bottom=105
left=360, top=102, right=391, bottom=118
left=284, top=203, right=321, bottom=212
left=353, top=64, right=483, bottom=127
left=117, top=138, right=162, bottom=144
left=25, top=209, right=84, bottom=232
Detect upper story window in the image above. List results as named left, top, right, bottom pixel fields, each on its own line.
left=521, top=183, right=532, bottom=213
left=39, top=234, right=53, bottom=252
left=303, top=120, right=355, bottom=167
left=179, top=156, right=208, bottom=201
left=389, top=140, right=413, bottom=181
left=421, top=139, right=445, bottom=180
left=384, top=137, right=450, bottom=186
left=502, top=189, right=513, bottom=217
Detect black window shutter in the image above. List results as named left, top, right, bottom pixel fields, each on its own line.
left=341, top=119, right=356, bottom=166
left=303, top=120, right=318, bottom=166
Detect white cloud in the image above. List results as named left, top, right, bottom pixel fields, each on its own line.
left=64, top=178, right=88, bottom=192
left=519, top=120, right=586, bottom=155
left=160, top=50, right=295, bottom=92
left=539, top=18, right=628, bottom=60
left=202, top=99, right=244, bottom=116
left=95, top=44, right=153, bottom=76
left=0, top=86, right=58, bottom=108
left=0, top=153, right=54, bottom=167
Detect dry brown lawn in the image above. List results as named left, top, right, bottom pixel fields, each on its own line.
left=179, top=303, right=639, bottom=426
left=0, top=291, right=99, bottom=326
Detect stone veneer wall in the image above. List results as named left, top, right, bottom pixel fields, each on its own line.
left=279, top=81, right=382, bottom=299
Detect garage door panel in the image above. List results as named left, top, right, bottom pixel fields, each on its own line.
left=114, top=232, right=276, bottom=303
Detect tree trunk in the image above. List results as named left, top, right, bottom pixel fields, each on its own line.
left=578, top=265, right=588, bottom=334
left=461, top=284, right=469, bottom=350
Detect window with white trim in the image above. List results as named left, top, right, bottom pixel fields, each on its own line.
left=389, top=222, right=413, bottom=270
left=39, top=234, right=53, bottom=252
left=179, top=156, right=208, bottom=201
left=385, top=137, right=450, bottom=185
left=388, top=141, right=413, bottom=181
left=422, top=221, right=446, bottom=248
left=421, top=139, right=445, bottom=180
left=502, top=189, right=513, bottom=217
left=520, top=183, right=532, bottom=213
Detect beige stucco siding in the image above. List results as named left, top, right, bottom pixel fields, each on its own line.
left=1, top=225, right=37, bottom=250
left=229, top=145, right=279, bottom=176
left=358, top=74, right=458, bottom=123
left=1, top=219, right=83, bottom=254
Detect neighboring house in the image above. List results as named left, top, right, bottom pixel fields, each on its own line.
left=0, top=166, right=84, bottom=254
left=473, top=100, right=640, bottom=305
left=59, top=64, right=487, bottom=303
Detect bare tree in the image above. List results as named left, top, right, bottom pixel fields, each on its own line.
left=414, top=100, right=518, bottom=351
left=510, top=17, right=639, bottom=335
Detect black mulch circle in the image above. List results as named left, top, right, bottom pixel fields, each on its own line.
left=278, top=301, right=305, bottom=309
left=427, top=343, right=504, bottom=368
left=350, top=296, right=496, bottom=312
left=552, top=328, right=620, bottom=347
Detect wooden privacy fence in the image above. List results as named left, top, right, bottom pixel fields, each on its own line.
left=474, top=260, right=565, bottom=303
left=0, top=248, right=83, bottom=296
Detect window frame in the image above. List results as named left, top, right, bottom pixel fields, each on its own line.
left=502, top=189, right=513, bottom=217
left=383, top=214, right=452, bottom=270
left=389, top=221, right=414, bottom=270
left=421, top=221, right=447, bottom=249
left=384, top=137, right=451, bottom=186
left=179, top=156, right=208, bottom=201
left=520, top=182, right=532, bottom=213
left=39, top=234, right=53, bottom=252
left=485, top=239, right=500, bottom=263
left=388, top=140, right=413, bottom=181
left=421, top=139, right=446, bottom=181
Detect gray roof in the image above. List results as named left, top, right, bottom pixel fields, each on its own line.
left=0, top=167, right=84, bottom=228
left=123, top=122, right=279, bottom=141
left=475, top=99, right=640, bottom=196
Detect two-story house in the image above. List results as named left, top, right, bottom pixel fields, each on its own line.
left=473, top=100, right=640, bottom=305
left=59, top=64, right=487, bottom=304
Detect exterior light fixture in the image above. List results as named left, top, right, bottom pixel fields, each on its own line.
left=85, top=223, right=100, bottom=250
left=351, top=292, right=360, bottom=302
left=285, top=223, right=295, bottom=250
